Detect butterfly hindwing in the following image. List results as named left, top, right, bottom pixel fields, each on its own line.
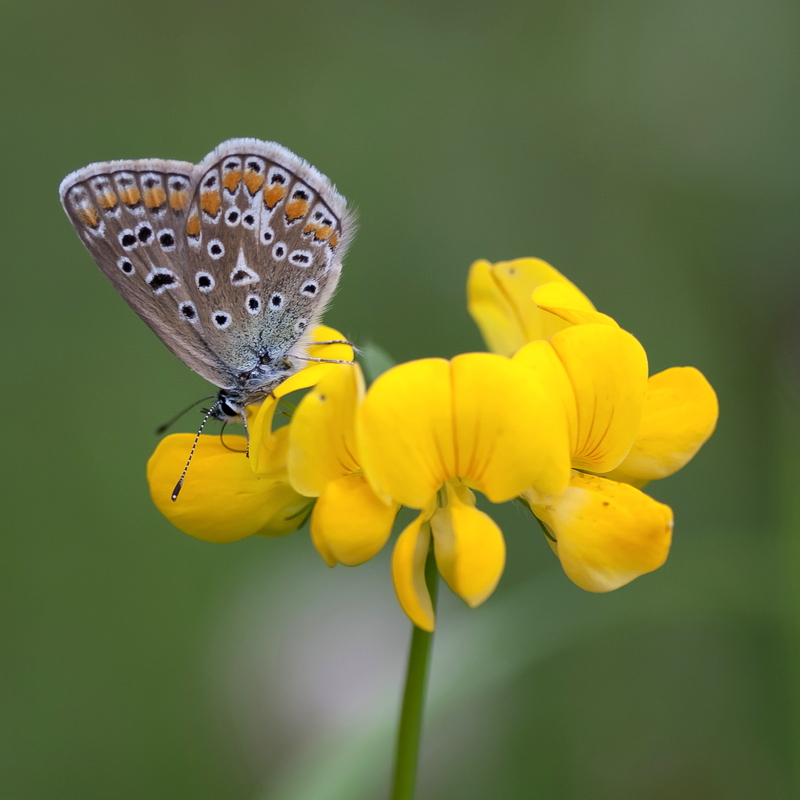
left=182, top=139, right=351, bottom=375
left=59, top=159, right=232, bottom=387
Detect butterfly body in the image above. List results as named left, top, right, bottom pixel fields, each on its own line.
left=60, top=139, right=353, bottom=420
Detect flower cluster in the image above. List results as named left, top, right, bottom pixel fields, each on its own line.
left=148, top=258, right=718, bottom=630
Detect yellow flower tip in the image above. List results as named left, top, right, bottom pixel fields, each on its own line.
left=431, top=483, right=506, bottom=608
left=310, top=474, right=398, bottom=567
left=605, top=366, right=719, bottom=486
left=272, top=324, right=355, bottom=399
left=530, top=471, right=673, bottom=593
left=549, top=324, right=649, bottom=473
left=147, top=433, right=309, bottom=544
left=287, top=363, right=365, bottom=496
left=392, top=515, right=436, bottom=631
left=532, top=282, right=617, bottom=328
left=466, top=258, right=580, bottom=355
left=357, top=353, right=572, bottom=508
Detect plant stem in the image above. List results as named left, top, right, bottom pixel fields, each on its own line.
left=390, top=549, right=439, bottom=800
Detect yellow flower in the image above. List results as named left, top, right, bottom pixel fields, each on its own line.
left=286, top=363, right=399, bottom=567
left=147, top=326, right=353, bottom=543
left=469, top=257, right=718, bottom=593
left=357, top=352, right=572, bottom=631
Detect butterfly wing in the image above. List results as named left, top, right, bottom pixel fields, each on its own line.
left=181, top=139, right=353, bottom=378
left=59, top=158, right=233, bottom=387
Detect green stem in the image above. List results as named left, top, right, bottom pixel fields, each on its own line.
left=390, top=549, right=439, bottom=800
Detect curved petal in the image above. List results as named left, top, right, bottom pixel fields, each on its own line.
left=604, top=366, right=719, bottom=486
left=310, top=474, right=398, bottom=566
left=532, top=282, right=618, bottom=327
left=450, top=352, right=571, bottom=500
left=431, top=483, right=506, bottom=608
left=248, top=394, right=282, bottom=475
left=277, top=325, right=355, bottom=398
left=358, top=358, right=454, bottom=508
left=392, top=513, right=435, bottom=631
left=147, top=433, right=309, bottom=543
left=358, top=353, right=572, bottom=507
left=467, top=258, right=588, bottom=356
left=288, top=364, right=365, bottom=496
left=550, top=324, right=648, bottom=473
left=528, top=471, right=673, bottom=592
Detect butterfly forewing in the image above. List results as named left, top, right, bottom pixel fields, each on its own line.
left=59, top=158, right=232, bottom=387
left=183, top=140, right=349, bottom=375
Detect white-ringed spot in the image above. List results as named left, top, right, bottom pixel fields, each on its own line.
left=272, top=242, right=287, bottom=260
left=268, top=293, right=284, bottom=310
left=300, top=279, right=318, bottom=296
left=246, top=295, right=261, bottom=315
left=145, top=267, right=178, bottom=295
left=195, top=271, right=214, bottom=293
left=212, top=310, right=232, bottom=329
left=179, top=301, right=198, bottom=323
left=207, top=239, right=225, bottom=259
left=289, top=249, right=313, bottom=267
left=135, top=222, right=153, bottom=245
left=116, top=256, right=135, bottom=275
left=157, top=229, right=176, bottom=251
left=119, top=229, right=137, bottom=250
left=225, top=208, right=241, bottom=227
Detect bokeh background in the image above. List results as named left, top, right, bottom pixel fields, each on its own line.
left=2, top=1, right=799, bottom=797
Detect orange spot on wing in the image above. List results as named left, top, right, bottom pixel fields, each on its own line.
left=186, top=214, right=201, bottom=236
left=222, top=170, right=242, bottom=192
left=201, top=190, right=221, bottom=217
left=119, top=186, right=141, bottom=206
left=144, top=187, right=167, bottom=209
left=314, top=225, right=334, bottom=241
left=170, top=189, right=189, bottom=211
left=263, top=184, right=287, bottom=209
left=329, top=232, right=339, bottom=249
left=244, top=170, right=265, bottom=195
left=97, top=192, right=117, bottom=210
left=285, top=198, right=309, bottom=221
left=78, top=206, right=100, bottom=227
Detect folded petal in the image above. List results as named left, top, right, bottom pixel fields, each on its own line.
left=248, top=395, right=282, bottom=475
left=528, top=471, right=673, bottom=592
left=604, top=367, right=719, bottom=486
left=550, top=324, right=648, bottom=473
left=467, top=258, right=588, bottom=356
left=532, top=282, right=619, bottom=327
left=392, top=513, right=435, bottom=631
left=288, top=364, right=365, bottom=496
left=311, top=474, right=398, bottom=566
left=431, top=484, right=506, bottom=608
left=358, top=358, right=455, bottom=508
left=358, top=353, right=572, bottom=507
left=147, top=433, right=309, bottom=543
left=450, top=352, right=571, bottom=500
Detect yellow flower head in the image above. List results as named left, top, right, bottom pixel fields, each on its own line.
left=470, top=257, right=719, bottom=594
left=357, top=352, right=572, bottom=630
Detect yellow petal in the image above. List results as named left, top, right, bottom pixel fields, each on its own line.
left=276, top=324, right=355, bottom=397
left=392, top=513, right=435, bottom=631
left=604, top=367, right=719, bottom=486
left=248, top=394, right=282, bottom=475
left=467, top=258, right=591, bottom=356
left=532, top=282, right=619, bottom=327
left=358, top=353, right=571, bottom=507
left=358, top=358, right=454, bottom=508
left=147, top=433, right=309, bottom=543
left=527, top=471, right=673, bottom=592
left=310, top=474, right=398, bottom=566
left=431, top=483, right=506, bottom=608
left=550, top=324, right=649, bottom=473
left=450, top=352, right=571, bottom=500
left=288, top=364, right=365, bottom=496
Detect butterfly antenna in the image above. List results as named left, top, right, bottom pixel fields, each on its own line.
left=240, top=410, right=251, bottom=458
left=171, top=402, right=219, bottom=502
left=291, top=355, right=354, bottom=365
left=156, top=395, right=216, bottom=435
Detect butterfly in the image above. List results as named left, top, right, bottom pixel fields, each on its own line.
left=59, top=138, right=355, bottom=429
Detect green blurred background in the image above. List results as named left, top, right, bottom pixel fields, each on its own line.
left=2, top=1, right=799, bottom=797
